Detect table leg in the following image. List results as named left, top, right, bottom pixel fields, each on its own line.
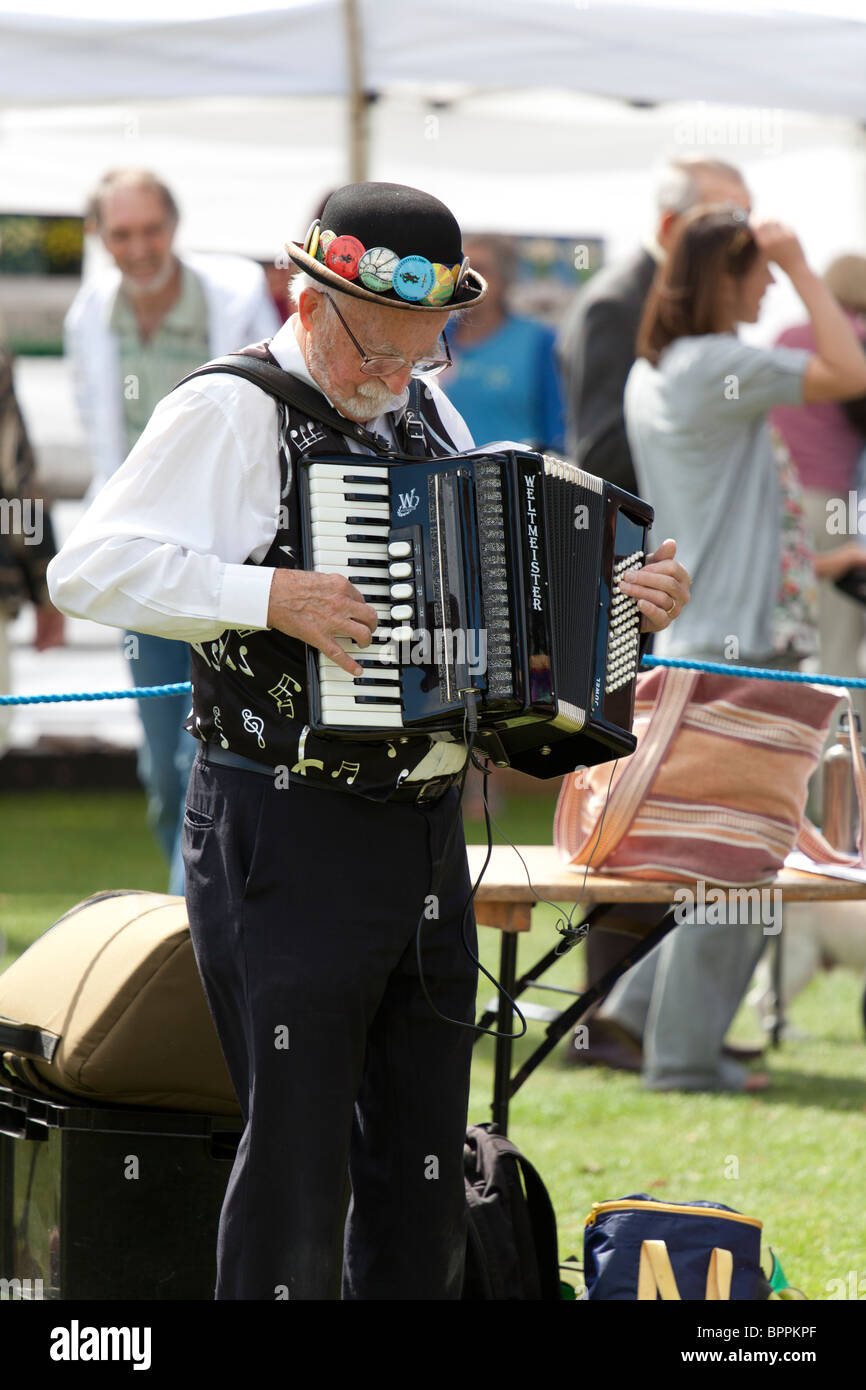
left=491, top=930, right=519, bottom=1136
left=771, top=929, right=785, bottom=1049
left=507, top=905, right=675, bottom=1101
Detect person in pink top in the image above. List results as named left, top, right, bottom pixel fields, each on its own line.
left=771, top=255, right=866, bottom=731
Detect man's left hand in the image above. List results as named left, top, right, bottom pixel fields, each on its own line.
left=617, top=538, right=691, bottom=634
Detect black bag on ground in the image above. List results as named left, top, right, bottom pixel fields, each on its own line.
left=462, top=1122, right=561, bottom=1299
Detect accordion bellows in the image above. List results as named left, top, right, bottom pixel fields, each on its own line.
left=555, top=665, right=846, bottom=886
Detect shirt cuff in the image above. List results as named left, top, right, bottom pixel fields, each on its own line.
left=217, top=563, right=274, bottom=630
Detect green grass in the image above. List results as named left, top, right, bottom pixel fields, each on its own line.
left=1, top=785, right=865, bottom=1298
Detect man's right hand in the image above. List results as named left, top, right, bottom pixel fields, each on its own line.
left=266, top=570, right=378, bottom=676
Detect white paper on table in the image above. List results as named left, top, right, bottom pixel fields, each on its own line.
left=784, top=850, right=866, bottom=884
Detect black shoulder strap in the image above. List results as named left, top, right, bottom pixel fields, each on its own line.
left=512, top=1152, right=562, bottom=1300
left=0, top=1014, right=60, bottom=1062
left=175, top=354, right=400, bottom=458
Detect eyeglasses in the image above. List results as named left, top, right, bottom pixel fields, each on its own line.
left=324, top=294, right=452, bottom=378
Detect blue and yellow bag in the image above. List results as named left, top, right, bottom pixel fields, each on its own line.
left=583, top=1196, right=767, bottom=1301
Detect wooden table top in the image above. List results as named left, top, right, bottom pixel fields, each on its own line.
left=466, top=845, right=866, bottom=907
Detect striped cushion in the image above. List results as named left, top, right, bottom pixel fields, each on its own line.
left=554, top=666, right=840, bottom=887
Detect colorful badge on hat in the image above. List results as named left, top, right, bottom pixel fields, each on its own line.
left=304, top=218, right=321, bottom=260
left=325, top=234, right=365, bottom=280
left=423, top=262, right=455, bottom=306
left=358, top=246, right=399, bottom=293
left=393, top=255, right=435, bottom=302
left=453, top=255, right=470, bottom=292
left=317, top=229, right=336, bottom=263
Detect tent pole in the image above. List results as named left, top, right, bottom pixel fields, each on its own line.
left=344, top=0, right=367, bottom=182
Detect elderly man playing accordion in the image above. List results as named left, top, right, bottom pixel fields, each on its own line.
left=48, top=182, right=689, bottom=1300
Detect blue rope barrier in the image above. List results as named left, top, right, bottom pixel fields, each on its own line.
left=0, top=682, right=192, bottom=706
left=3, top=656, right=866, bottom=706
left=640, top=655, right=866, bottom=688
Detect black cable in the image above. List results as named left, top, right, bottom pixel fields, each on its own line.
left=414, top=691, right=528, bottom=1040
left=469, top=751, right=620, bottom=955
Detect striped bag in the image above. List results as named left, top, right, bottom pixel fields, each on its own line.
left=554, top=665, right=866, bottom=886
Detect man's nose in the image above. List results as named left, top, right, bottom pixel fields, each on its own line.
left=380, top=364, right=414, bottom=393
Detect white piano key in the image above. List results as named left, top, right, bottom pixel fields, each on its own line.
left=308, top=477, right=389, bottom=498
left=312, top=522, right=390, bottom=539
left=312, top=543, right=390, bottom=561
left=308, top=463, right=390, bottom=480
left=316, top=563, right=390, bottom=578
left=320, top=683, right=403, bottom=701
left=311, top=502, right=390, bottom=520
left=319, top=709, right=403, bottom=728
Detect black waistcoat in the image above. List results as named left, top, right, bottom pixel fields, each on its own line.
left=184, top=346, right=469, bottom=803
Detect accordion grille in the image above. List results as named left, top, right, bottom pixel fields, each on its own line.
left=543, top=456, right=603, bottom=722
left=475, top=460, right=514, bottom=700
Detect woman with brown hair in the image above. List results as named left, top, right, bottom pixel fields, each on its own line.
left=625, top=206, right=866, bottom=668
left=592, top=207, right=866, bottom=1093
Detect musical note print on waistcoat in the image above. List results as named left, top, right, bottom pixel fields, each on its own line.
left=212, top=706, right=229, bottom=749
left=385, top=741, right=397, bottom=758
left=224, top=643, right=255, bottom=678
left=291, top=420, right=328, bottom=452
left=190, top=640, right=218, bottom=672
left=241, top=708, right=266, bottom=749
left=331, top=759, right=360, bottom=786
left=290, top=724, right=324, bottom=775
left=268, top=672, right=303, bottom=717
left=278, top=406, right=294, bottom=499
left=395, top=768, right=410, bottom=788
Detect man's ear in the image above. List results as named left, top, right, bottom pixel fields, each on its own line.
left=297, top=287, right=323, bottom=333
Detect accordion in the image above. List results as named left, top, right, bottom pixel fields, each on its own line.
left=298, top=448, right=654, bottom=778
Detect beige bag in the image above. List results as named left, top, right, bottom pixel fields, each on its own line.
left=0, top=890, right=239, bottom=1115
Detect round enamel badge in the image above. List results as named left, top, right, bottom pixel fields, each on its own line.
left=325, top=234, right=365, bottom=280
left=358, top=246, right=400, bottom=292
left=393, top=255, right=435, bottom=302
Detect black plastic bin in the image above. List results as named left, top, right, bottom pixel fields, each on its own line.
left=0, top=1078, right=241, bottom=1300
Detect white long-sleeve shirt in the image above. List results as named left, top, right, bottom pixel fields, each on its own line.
left=47, top=317, right=473, bottom=643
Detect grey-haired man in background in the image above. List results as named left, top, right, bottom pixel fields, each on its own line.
left=557, top=156, right=751, bottom=496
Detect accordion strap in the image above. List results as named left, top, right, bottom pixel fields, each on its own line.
left=175, top=353, right=400, bottom=457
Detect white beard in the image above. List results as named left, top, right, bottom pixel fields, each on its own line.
left=120, top=256, right=178, bottom=298
left=306, top=334, right=408, bottom=422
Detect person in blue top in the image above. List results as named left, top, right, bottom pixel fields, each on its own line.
left=442, top=235, right=566, bottom=452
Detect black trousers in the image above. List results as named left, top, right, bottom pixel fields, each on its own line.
left=182, top=749, right=478, bottom=1300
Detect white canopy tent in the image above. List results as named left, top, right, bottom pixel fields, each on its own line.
left=0, top=1, right=863, bottom=256
left=1, top=0, right=866, bottom=119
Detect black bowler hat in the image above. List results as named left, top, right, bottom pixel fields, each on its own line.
left=285, top=181, right=487, bottom=312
